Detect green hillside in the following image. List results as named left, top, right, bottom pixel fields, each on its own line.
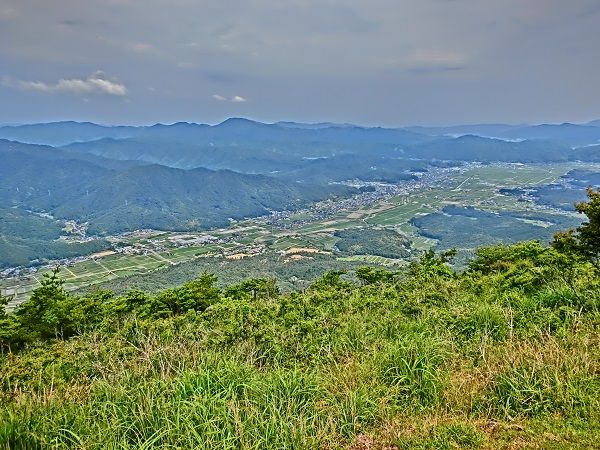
left=0, top=207, right=109, bottom=268
left=0, top=140, right=356, bottom=237
left=1, top=189, right=599, bottom=449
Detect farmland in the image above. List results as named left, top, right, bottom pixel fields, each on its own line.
left=2, top=162, right=597, bottom=307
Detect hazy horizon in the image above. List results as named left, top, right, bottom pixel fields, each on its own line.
left=0, top=116, right=599, bottom=129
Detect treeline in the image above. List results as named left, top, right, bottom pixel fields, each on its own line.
left=0, top=189, right=599, bottom=449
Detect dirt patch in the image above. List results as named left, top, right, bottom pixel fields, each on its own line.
left=225, top=253, right=254, bottom=260
left=90, top=250, right=116, bottom=259
left=285, top=247, right=321, bottom=255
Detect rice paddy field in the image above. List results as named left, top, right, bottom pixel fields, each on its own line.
left=2, top=162, right=595, bottom=306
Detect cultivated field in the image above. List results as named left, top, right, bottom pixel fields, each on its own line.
left=2, top=162, right=594, bottom=306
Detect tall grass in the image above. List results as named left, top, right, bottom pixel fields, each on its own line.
left=1, top=247, right=599, bottom=448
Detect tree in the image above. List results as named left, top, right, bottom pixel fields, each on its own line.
left=355, top=267, right=396, bottom=285
left=145, top=272, right=222, bottom=317
left=552, top=187, right=600, bottom=265
left=225, top=277, right=279, bottom=301
left=309, top=270, right=352, bottom=292
left=0, top=294, right=17, bottom=349
left=409, top=249, right=456, bottom=278
left=15, top=267, right=70, bottom=339
left=0, top=294, right=8, bottom=321
left=184, top=272, right=222, bottom=308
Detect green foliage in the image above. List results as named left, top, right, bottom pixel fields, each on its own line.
left=333, top=228, right=411, bottom=259
left=14, top=267, right=71, bottom=340
left=1, top=237, right=600, bottom=448
left=410, top=249, right=456, bottom=278
left=448, top=302, right=509, bottom=342
left=377, top=333, right=447, bottom=406
left=485, top=360, right=600, bottom=420
left=144, top=272, right=221, bottom=317
left=552, top=187, right=600, bottom=264
left=224, top=277, right=280, bottom=301
left=574, top=187, right=600, bottom=262
left=355, top=266, right=397, bottom=285
left=393, top=422, right=485, bottom=449
left=468, top=241, right=568, bottom=291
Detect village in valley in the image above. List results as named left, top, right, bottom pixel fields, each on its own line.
left=1, top=162, right=591, bottom=309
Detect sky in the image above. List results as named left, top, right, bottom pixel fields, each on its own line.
left=1, top=0, right=599, bottom=126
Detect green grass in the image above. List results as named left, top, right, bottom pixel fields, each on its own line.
left=1, top=240, right=599, bottom=449
left=337, top=255, right=403, bottom=265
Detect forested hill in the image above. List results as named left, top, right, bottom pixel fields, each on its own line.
left=1, top=188, right=599, bottom=449
left=0, top=139, right=356, bottom=235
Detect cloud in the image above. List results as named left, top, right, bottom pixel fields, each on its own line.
left=1, top=71, right=127, bottom=96
left=212, top=94, right=247, bottom=103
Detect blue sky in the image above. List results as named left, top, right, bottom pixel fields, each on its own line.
left=1, top=0, right=599, bottom=126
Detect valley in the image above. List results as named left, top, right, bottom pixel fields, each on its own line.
left=2, top=161, right=592, bottom=309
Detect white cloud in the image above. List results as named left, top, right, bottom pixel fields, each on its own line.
left=1, top=72, right=127, bottom=96
left=212, top=94, right=247, bottom=103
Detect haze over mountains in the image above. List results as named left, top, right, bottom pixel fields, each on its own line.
left=1, top=117, right=600, bottom=268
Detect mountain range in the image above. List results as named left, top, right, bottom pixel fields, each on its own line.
left=1, top=117, right=600, bottom=267
left=0, top=139, right=354, bottom=235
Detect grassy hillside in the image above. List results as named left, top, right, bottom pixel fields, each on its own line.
left=1, top=236, right=599, bottom=448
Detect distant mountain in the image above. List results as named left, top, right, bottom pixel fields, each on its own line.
left=500, top=123, right=600, bottom=146
left=0, top=140, right=114, bottom=206
left=63, top=137, right=309, bottom=172
left=274, top=153, right=428, bottom=184
left=5, top=119, right=600, bottom=150
left=54, top=119, right=434, bottom=177
left=0, top=140, right=355, bottom=235
left=275, top=121, right=358, bottom=129
left=0, top=122, right=138, bottom=146
left=569, top=144, right=600, bottom=162
left=0, top=119, right=430, bottom=148
left=405, top=135, right=570, bottom=162
left=405, top=124, right=523, bottom=138
left=405, top=122, right=600, bottom=146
